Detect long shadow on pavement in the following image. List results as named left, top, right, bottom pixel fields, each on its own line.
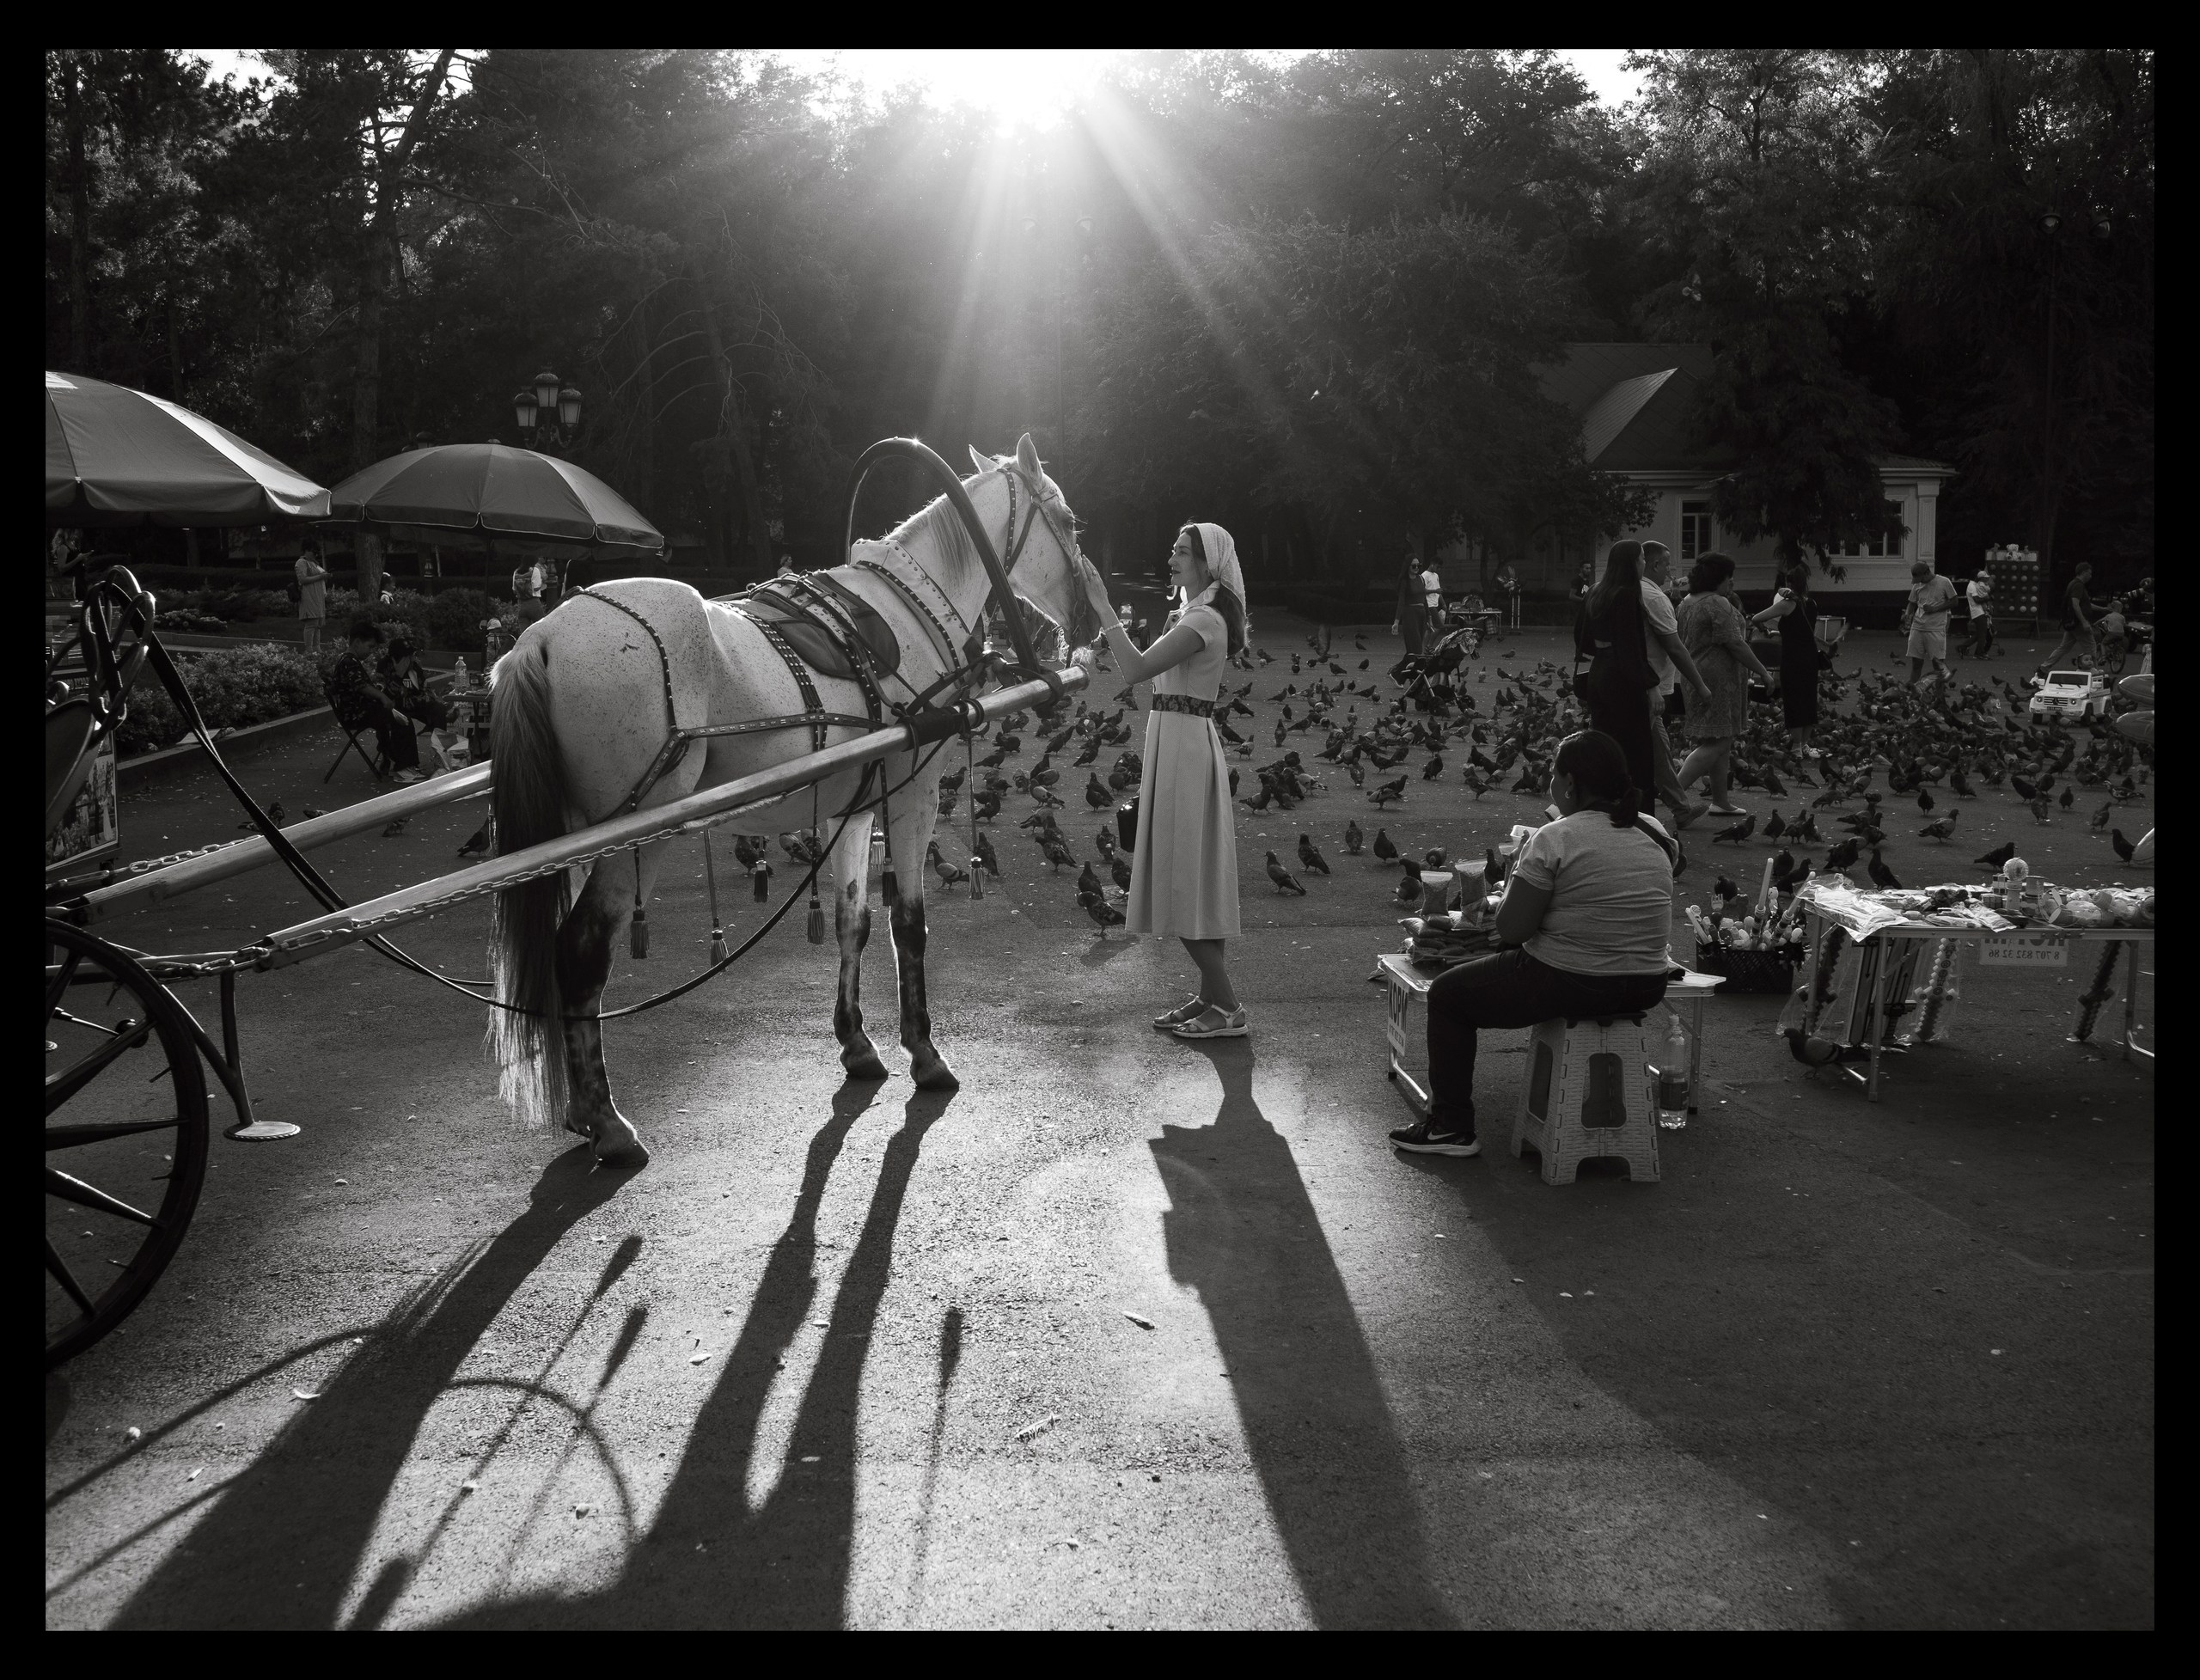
left=443, top=1082, right=950, bottom=1628
left=107, top=1145, right=629, bottom=1629
left=1152, top=1042, right=1454, bottom=1628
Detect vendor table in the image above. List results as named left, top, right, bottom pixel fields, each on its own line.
left=1796, top=911, right=2154, bottom=1100
left=1378, top=952, right=1721, bottom=1116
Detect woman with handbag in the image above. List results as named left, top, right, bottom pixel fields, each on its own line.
left=1751, top=559, right=1822, bottom=754
left=1075, top=522, right=1250, bottom=1039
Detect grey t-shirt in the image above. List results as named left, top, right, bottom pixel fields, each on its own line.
left=1512, top=810, right=1673, bottom=976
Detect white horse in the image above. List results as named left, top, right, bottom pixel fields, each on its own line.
left=485, top=435, right=1102, bottom=1166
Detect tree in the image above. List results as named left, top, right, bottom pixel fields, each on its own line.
left=1627, top=49, right=1905, bottom=565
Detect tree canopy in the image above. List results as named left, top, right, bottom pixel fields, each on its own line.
left=46, top=47, right=2154, bottom=596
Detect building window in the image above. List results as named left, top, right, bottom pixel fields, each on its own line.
left=1852, top=498, right=1908, bottom=557
left=1679, top=500, right=1714, bottom=561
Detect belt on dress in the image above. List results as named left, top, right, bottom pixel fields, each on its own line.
left=1149, top=693, right=1215, bottom=718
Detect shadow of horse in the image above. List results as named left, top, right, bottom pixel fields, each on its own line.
left=105, top=1146, right=631, bottom=1629
left=438, top=1083, right=951, bottom=1628
left=1152, top=1040, right=1454, bottom=1628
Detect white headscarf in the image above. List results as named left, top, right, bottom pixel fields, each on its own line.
left=1189, top=521, right=1249, bottom=649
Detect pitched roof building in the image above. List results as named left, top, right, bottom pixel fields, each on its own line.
left=1528, top=343, right=1957, bottom=600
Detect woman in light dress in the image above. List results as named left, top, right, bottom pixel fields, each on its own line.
left=1075, top=522, right=1249, bottom=1039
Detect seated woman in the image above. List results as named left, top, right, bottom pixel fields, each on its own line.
left=1391, top=730, right=1677, bottom=1157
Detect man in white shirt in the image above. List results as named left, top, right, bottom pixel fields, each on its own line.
left=1964, top=573, right=1996, bottom=657
left=1420, top=561, right=1445, bottom=625
left=1904, top=561, right=1959, bottom=685
left=1640, top=542, right=1713, bottom=827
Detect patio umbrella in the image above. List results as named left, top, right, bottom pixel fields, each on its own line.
left=46, top=370, right=330, bottom=526
left=326, top=443, right=663, bottom=553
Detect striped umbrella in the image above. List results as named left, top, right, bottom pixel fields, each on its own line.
left=46, top=370, right=330, bottom=526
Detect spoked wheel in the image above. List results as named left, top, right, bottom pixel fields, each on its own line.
left=46, top=918, right=210, bottom=1371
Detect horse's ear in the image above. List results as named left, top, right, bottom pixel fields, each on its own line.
left=968, top=445, right=996, bottom=475
left=1015, top=432, right=1042, bottom=480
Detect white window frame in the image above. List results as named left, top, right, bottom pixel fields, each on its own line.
left=1678, top=498, right=1715, bottom=562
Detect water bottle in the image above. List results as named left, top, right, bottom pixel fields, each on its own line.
left=1657, top=1015, right=1690, bottom=1130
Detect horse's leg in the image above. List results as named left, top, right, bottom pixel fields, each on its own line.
left=556, top=848, right=657, bottom=1167
left=885, top=793, right=957, bottom=1090
left=828, top=810, right=888, bottom=1081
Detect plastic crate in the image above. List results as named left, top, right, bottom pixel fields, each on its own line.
left=1696, top=941, right=1799, bottom=995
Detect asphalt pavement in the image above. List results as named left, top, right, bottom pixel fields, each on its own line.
left=46, top=619, right=2154, bottom=1628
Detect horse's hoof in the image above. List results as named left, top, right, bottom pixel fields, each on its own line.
left=594, top=1134, right=651, bottom=1170
left=841, top=1048, right=890, bottom=1082
left=911, top=1058, right=960, bottom=1092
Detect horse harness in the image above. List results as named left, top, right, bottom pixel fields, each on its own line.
left=569, top=465, right=1061, bottom=820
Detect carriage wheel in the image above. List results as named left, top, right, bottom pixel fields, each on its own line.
left=46, top=919, right=210, bottom=1371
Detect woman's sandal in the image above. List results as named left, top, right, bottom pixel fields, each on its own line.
left=1170, top=1005, right=1249, bottom=1040
left=1152, top=995, right=1207, bottom=1029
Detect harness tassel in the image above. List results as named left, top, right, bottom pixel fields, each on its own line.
left=629, top=852, right=650, bottom=958
left=702, top=834, right=730, bottom=964
left=753, top=858, right=771, bottom=902
left=806, top=889, right=827, bottom=945
left=969, top=858, right=984, bottom=901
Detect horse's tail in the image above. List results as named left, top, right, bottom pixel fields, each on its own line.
left=486, top=639, right=571, bottom=1131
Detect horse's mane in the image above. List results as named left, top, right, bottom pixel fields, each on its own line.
left=886, top=487, right=983, bottom=577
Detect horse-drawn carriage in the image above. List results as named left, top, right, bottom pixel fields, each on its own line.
left=46, top=436, right=1097, bottom=1371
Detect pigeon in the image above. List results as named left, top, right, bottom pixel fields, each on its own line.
left=1421, top=754, right=1445, bottom=780
left=929, top=844, right=969, bottom=888
left=1298, top=834, right=1331, bottom=875
left=266, top=799, right=287, bottom=825
left=2028, top=796, right=2052, bottom=825
left=1342, top=818, right=1364, bottom=856
left=1110, top=854, right=1132, bottom=891
left=1264, top=852, right=1308, bottom=895
left=1918, top=816, right=1956, bottom=842
left=1077, top=860, right=1107, bottom=899
left=1085, top=773, right=1113, bottom=809
left=1079, top=891, right=1125, bottom=930
left=2011, top=775, right=2038, bottom=802
left=1392, top=859, right=1425, bottom=908
left=302, top=804, right=325, bottom=820
left=2059, top=785, right=2075, bottom=810
left=1867, top=848, right=1901, bottom=890
left=1917, top=787, right=1934, bottom=815
left=2110, top=828, right=2136, bottom=864
left=1484, top=846, right=1508, bottom=889
left=1041, top=838, right=1078, bottom=872
left=1824, top=837, right=1861, bottom=872
left=2089, top=800, right=2113, bottom=833
left=975, top=833, right=1002, bottom=878
left=971, top=791, right=1002, bottom=824
left=1371, top=828, right=1399, bottom=864
left=1709, top=813, right=1757, bottom=845
left=1972, top=840, right=2016, bottom=871
left=1369, top=776, right=1407, bottom=808
left=1763, top=809, right=1788, bottom=841
left=1767, top=848, right=1796, bottom=889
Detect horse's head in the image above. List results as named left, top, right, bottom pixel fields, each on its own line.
left=967, top=432, right=1104, bottom=657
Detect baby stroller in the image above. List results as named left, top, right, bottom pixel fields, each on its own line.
left=1392, top=622, right=1476, bottom=712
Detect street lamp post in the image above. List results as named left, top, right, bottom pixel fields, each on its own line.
left=511, top=369, right=584, bottom=454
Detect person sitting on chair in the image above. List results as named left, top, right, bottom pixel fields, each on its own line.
left=377, top=636, right=449, bottom=731
left=328, top=619, right=424, bottom=784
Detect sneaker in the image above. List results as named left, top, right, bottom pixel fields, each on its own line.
left=1389, top=1120, right=1481, bottom=1157
left=1152, top=995, right=1207, bottom=1029
left=1170, top=1005, right=1249, bottom=1039
left=392, top=768, right=427, bottom=785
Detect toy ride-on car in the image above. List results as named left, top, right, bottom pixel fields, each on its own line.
left=2028, top=669, right=2111, bottom=722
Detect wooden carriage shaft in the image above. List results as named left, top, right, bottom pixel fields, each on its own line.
left=76, top=762, right=494, bottom=927
left=247, top=667, right=1085, bottom=971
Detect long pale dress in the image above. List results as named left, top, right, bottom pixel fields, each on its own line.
left=1126, top=600, right=1240, bottom=939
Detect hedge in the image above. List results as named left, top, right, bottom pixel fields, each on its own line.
left=116, top=641, right=330, bottom=758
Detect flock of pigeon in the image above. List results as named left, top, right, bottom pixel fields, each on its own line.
left=736, top=625, right=2150, bottom=936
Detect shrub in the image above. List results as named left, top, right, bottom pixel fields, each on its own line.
left=113, top=643, right=332, bottom=759
left=425, top=587, right=492, bottom=651
left=115, top=681, right=186, bottom=757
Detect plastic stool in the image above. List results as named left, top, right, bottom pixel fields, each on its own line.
left=1510, top=1013, right=1660, bottom=1184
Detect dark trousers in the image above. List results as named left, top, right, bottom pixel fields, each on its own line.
left=1426, top=947, right=1667, bottom=1135
left=1585, top=653, right=1657, bottom=804
left=370, top=706, right=419, bottom=772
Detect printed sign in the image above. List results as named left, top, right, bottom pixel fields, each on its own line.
left=1979, top=932, right=2069, bottom=968
left=46, top=736, right=119, bottom=877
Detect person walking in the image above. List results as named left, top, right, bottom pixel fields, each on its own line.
left=1077, top=522, right=1249, bottom=1040
left=1390, top=730, right=1677, bottom=1158
left=1963, top=571, right=1997, bottom=658
left=1904, top=560, right=1959, bottom=685
left=2043, top=561, right=2107, bottom=674
left=294, top=541, right=329, bottom=654
left=1392, top=551, right=1429, bottom=657
left=1640, top=542, right=1713, bottom=828
left=1574, top=541, right=1663, bottom=810
left=1751, top=559, right=1822, bottom=754
left=1674, top=554, right=1771, bottom=815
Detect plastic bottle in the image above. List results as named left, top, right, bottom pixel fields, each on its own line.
left=1657, top=1015, right=1690, bottom=1130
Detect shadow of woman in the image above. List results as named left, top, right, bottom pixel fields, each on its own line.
left=1152, top=1041, right=1454, bottom=1628
left=441, top=1083, right=950, bottom=1628
left=107, top=1145, right=632, bottom=1629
